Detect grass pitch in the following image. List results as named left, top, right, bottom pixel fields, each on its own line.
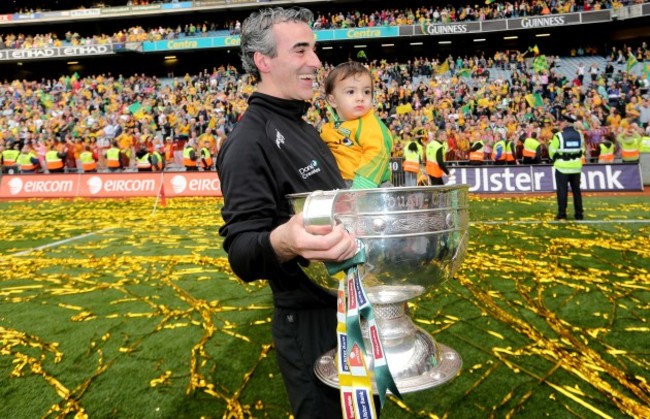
left=0, top=194, right=648, bottom=418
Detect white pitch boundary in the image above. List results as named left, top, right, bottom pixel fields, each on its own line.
left=473, top=219, right=650, bottom=225
left=10, top=227, right=113, bottom=257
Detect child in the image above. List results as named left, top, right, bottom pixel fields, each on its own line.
left=321, top=61, right=393, bottom=189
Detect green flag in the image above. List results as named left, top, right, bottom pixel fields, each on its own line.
left=626, top=54, right=639, bottom=73
left=532, top=55, right=548, bottom=73
left=128, top=102, right=142, bottom=114
left=457, top=68, right=472, bottom=78
left=525, top=93, right=544, bottom=108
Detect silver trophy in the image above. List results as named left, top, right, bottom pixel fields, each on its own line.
left=288, top=185, right=470, bottom=394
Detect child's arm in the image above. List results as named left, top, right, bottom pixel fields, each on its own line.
left=351, top=113, right=393, bottom=189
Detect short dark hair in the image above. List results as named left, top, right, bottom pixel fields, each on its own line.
left=240, top=7, right=314, bottom=81
left=324, top=61, right=372, bottom=96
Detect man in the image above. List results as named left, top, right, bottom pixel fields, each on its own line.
left=216, top=8, right=357, bottom=419
left=135, top=145, right=153, bottom=172
left=79, top=145, right=97, bottom=173
left=616, top=123, right=641, bottom=163
left=520, top=132, right=541, bottom=164
left=46, top=141, right=67, bottom=173
left=17, top=145, right=39, bottom=174
left=402, top=137, right=423, bottom=186
left=199, top=140, right=213, bottom=171
left=549, top=116, right=585, bottom=221
left=183, top=140, right=198, bottom=171
left=151, top=144, right=165, bottom=172
left=468, top=135, right=485, bottom=166
left=105, top=140, right=123, bottom=172
left=597, top=135, right=615, bottom=164
left=425, top=130, right=449, bottom=185
left=1, top=141, right=20, bottom=174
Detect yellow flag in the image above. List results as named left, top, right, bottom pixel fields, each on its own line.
left=436, top=59, right=450, bottom=75
left=396, top=103, right=413, bottom=115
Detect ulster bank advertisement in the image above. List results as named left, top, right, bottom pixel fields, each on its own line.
left=445, top=164, right=643, bottom=193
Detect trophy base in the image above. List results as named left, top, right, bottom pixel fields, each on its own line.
left=314, top=330, right=462, bottom=394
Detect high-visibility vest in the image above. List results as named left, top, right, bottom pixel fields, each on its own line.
left=403, top=142, right=421, bottom=173
left=80, top=151, right=97, bottom=171
left=640, top=136, right=650, bottom=153
left=504, top=140, right=515, bottom=162
left=549, top=128, right=584, bottom=174
left=137, top=153, right=152, bottom=170
left=45, top=150, right=64, bottom=170
left=425, top=140, right=444, bottom=178
left=522, top=137, right=540, bottom=158
left=598, top=142, right=614, bottom=163
left=200, top=147, right=213, bottom=169
left=183, top=146, right=197, bottom=167
left=152, top=151, right=164, bottom=171
left=469, top=140, right=484, bottom=162
left=106, top=147, right=121, bottom=168
left=2, top=149, right=19, bottom=166
left=617, top=133, right=641, bottom=162
left=17, top=152, right=37, bottom=171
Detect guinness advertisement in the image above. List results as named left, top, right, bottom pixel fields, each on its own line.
left=507, top=13, right=580, bottom=30
left=416, top=21, right=481, bottom=36
left=0, top=45, right=115, bottom=61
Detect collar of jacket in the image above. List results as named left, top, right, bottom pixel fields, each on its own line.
left=248, top=92, right=310, bottom=119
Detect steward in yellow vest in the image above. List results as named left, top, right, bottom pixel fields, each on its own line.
left=403, top=140, right=423, bottom=187
left=425, top=132, right=449, bottom=185
left=17, top=147, right=39, bottom=173
left=80, top=147, right=97, bottom=172
left=183, top=143, right=198, bottom=171
left=597, top=139, right=615, bottom=163
left=468, top=139, right=485, bottom=165
left=520, top=133, right=541, bottom=164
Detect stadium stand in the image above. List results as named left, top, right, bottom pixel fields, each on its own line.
left=0, top=1, right=648, bottom=177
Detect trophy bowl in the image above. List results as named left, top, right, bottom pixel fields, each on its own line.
left=287, top=185, right=470, bottom=394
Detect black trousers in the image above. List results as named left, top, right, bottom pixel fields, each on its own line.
left=555, top=170, right=583, bottom=219
left=273, top=306, right=341, bottom=419
left=428, top=175, right=444, bottom=186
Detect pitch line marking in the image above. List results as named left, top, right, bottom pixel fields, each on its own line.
left=472, top=219, right=650, bottom=226
left=11, top=227, right=114, bottom=257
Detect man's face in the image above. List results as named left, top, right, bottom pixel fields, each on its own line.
left=259, top=21, right=321, bottom=101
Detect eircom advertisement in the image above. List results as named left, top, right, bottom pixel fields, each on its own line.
left=0, top=172, right=222, bottom=199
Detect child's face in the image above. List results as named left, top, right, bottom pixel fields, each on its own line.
left=327, top=73, right=372, bottom=121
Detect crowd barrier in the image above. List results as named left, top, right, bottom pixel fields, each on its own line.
left=0, top=162, right=643, bottom=199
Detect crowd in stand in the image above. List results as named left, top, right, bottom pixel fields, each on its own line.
left=1, top=0, right=647, bottom=50
left=1, top=38, right=649, bottom=175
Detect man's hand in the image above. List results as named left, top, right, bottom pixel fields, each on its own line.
left=269, top=212, right=358, bottom=263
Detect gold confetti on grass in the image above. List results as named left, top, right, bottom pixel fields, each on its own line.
left=1, top=196, right=648, bottom=418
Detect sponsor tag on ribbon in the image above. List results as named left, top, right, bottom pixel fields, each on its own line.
left=331, top=241, right=401, bottom=418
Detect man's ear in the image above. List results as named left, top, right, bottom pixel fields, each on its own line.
left=254, top=52, right=271, bottom=74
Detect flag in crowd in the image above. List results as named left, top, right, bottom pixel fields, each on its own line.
left=626, top=53, right=639, bottom=73
left=532, top=54, right=549, bottom=73
left=525, top=93, right=545, bottom=108
left=457, top=68, right=473, bottom=78
left=436, top=59, right=450, bottom=75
